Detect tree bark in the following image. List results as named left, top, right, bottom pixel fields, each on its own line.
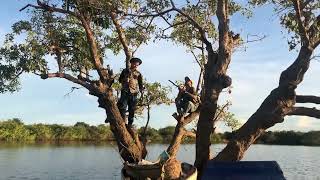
left=97, top=94, right=146, bottom=162
left=214, top=46, right=314, bottom=161
left=165, top=112, right=199, bottom=179
left=110, top=12, right=132, bottom=69
left=195, top=0, right=234, bottom=173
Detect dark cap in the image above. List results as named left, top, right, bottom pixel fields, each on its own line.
left=130, top=57, right=142, bottom=65
left=184, top=76, right=191, bottom=82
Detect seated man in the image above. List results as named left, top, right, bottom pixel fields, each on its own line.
left=173, top=77, right=200, bottom=118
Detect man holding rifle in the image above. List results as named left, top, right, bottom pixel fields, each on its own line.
left=117, top=57, right=144, bottom=127
left=170, top=76, right=200, bottom=118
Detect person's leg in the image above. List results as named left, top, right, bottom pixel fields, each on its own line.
left=128, top=93, right=138, bottom=126
left=117, top=90, right=128, bottom=121
left=190, top=102, right=199, bottom=113
left=182, top=101, right=196, bottom=116
left=175, top=98, right=183, bottom=115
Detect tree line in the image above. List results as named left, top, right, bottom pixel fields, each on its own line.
left=1, top=119, right=319, bottom=146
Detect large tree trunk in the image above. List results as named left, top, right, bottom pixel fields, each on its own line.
left=97, top=94, right=147, bottom=162
left=165, top=112, right=199, bottom=179
left=214, top=45, right=314, bottom=161
left=195, top=0, right=235, bottom=173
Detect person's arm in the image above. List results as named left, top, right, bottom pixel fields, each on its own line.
left=119, top=69, right=126, bottom=84
left=138, top=72, right=144, bottom=92
left=185, top=87, right=198, bottom=100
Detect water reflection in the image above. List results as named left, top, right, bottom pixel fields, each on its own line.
left=0, top=143, right=319, bottom=180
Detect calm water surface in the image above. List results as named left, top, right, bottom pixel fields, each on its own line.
left=0, top=143, right=319, bottom=180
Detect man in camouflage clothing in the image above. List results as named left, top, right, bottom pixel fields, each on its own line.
left=117, top=57, right=144, bottom=126
left=173, top=76, right=200, bottom=118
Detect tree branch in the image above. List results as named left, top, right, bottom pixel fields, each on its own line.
left=124, top=4, right=212, bottom=48
left=190, top=50, right=202, bottom=69
left=79, top=15, right=106, bottom=81
left=162, top=20, right=189, bottom=32
left=110, top=12, right=132, bottom=68
left=287, top=106, right=320, bottom=118
left=124, top=8, right=175, bottom=18
left=132, top=17, right=155, bottom=56
left=292, top=0, right=310, bottom=45
left=172, top=110, right=200, bottom=126
left=41, top=72, right=93, bottom=91
left=184, top=130, right=196, bottom=138
left=172, top=8, right=211, bottom=47
left=309, top=15, right=320, bottom=49
left=20, top=1, right=79, bottom=18
left=296, top=95, right=320, bottom=104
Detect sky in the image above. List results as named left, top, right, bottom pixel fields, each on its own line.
left=0, top=0, right=319, bottom=132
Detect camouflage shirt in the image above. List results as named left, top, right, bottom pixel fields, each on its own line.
left=119, top=68, right=143, bottom=94
left=178, top=86, right=200, bottom=104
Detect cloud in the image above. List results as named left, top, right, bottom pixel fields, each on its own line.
left=296, top=116, right=312, bottom=128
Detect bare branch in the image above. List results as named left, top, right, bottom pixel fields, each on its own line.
left=296, top=95, right=320, bottom=104
left=64, top=86, right=82, bottom=98
left=213, top=102, right=230, bottom=122
left=170, top=0, right=176, bottom=8
left=287, top=106, right=320, bottom=119
left=159, top=14, right=172, bottom=26
left=41, top=72, right=93, bottom=91
left=162, top=20, right=189, bottom=32
left=245, top=34, right=267, bottom=43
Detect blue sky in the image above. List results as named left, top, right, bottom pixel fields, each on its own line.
left=0, top=0, right=319, bottom=132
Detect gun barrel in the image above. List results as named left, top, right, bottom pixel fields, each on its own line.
left=168, top=80, right=179, bottom=88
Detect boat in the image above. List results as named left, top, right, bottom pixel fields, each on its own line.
left=121, top=161, right=197, bottom=180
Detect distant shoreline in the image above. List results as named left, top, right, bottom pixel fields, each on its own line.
left=1, top=119, right=320, bottom=146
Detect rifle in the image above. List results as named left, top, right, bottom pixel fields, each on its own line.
left=168, top=80, right=179, bottom=88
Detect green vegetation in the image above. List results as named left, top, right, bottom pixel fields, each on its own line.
left=0, top=118, right=113, bottom=142
left=1, top=119, right=320, bottom=146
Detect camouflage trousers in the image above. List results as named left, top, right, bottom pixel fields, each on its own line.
left=175, top=99, right=199, bottom=116
left=117, top=90, right=138, bottom=126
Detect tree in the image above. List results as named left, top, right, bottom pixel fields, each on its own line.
left=1, top=0, right=319, bottom=179
left=0, top=1, right=199, bottom=174
left=214, top=0, right=320, bottom=161
left=126, top=0, right=245, bottom=173
left=0, top=0, right=155, bottom=163
left=136, top=81, right=172, bottom=141
left=0, top=118, right=30, bottom=141
left=125, top=0, right=319, bottom=175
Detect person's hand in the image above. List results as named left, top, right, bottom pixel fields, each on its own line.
left=178, top=85, right=185, bottom=92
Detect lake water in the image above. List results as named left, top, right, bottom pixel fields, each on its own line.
left=0, top=143, right=319, bottom=180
